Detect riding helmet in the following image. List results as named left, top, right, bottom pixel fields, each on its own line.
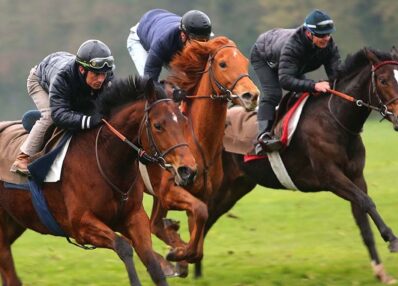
left=303, top=9, right=335, bottom=35
left=180, top=10, right=212, bottom=40
left=76, top=39, right=115, bottom=73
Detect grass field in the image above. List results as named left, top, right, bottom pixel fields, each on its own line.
left=11, top=120, right=398, bottom=286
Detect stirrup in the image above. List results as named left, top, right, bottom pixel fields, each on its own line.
left=258, top=133, right=283, bottom=152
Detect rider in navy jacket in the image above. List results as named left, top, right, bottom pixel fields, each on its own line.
left=127, top=9, right=212, bottom=81
left=137, top=9, right=184, bottom=81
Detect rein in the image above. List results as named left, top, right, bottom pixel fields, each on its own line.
left=184, top=45, right=250, bottom=101
left=95, top=98, right=188, bottom=200
left=327, top=60, right=398, bottom=134
left=328, top=60, right=398, bottom=116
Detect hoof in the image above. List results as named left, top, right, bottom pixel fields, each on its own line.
left=154, top=252, right=179, bottom=278
left=388, top=239, right=398, bottom=252
left=372, top=262, right=397, bottom=284
left=176, top=261, right=189, bottom=278
left=166, top=247, right=186, bottom=262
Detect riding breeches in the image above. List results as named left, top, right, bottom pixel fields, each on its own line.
left=126, top=23, right=147, bottom=76
left=20, top=67, right=53, bottom=156
left=250, top=45, right=282, bottom=129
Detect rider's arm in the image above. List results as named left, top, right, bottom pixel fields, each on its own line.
left=278, top=44, right=316, bottom=92
left=49, top=74, right=96, bottom=131
left=144, top=46, right=163, bottom=81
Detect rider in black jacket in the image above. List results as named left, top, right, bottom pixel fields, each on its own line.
left=11, top=39, right=115, bottom=176
left=250, top=9, right=340, bottom=154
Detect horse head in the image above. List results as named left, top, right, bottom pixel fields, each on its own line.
left=140, top=78, right=198, bottom=186
left=364, top=48, right=398, bottom=130
left=99, top=76, right=197, bottom=187
left=168, top=36, right=259, bottom=111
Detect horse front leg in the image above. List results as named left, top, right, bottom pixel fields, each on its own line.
left=351, top=176, right=396, bottom=284
left=121, top=203, right=168, bottom=286
left=329, top=172, right=398, bottom=282
left=160, top=184, right=208, bottom=263
left=70, top=212, right=141, bottom=286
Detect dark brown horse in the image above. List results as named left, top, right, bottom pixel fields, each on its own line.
left=139, top=36, right=259, bottom=273
left=0, top=77, right=197, bottom=286
left=195, top=47, right=398, bottom=283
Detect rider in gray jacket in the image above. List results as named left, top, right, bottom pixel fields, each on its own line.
left=251, top=9, right=340, bottom=154
left=11, top=40, right=114, bottom=176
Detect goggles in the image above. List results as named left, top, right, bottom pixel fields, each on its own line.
left=313, top=33, right=331, bottom=39
left=78, top=56, right=114, bottom=70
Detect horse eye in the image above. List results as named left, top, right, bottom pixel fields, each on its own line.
left=219, top=61, right=227, bottom=68
left=379, top=78, right=388, bottom=85
left=153, top=123, right=162, bottom=131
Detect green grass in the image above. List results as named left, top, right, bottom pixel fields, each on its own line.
left=11, top=120, right=398, bottom=286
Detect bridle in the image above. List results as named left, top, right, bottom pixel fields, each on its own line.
left=370, top=60, right=398, bottom=117
left=95, top=98, right=189, bottom=201
left=328, top=60, right=398, bottom=134
left=185, top=44, right=250, bottom=102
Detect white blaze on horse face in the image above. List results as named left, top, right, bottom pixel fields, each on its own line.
left=394, top=69, right=398, bottom=85
left=172, top=112, right=178, bottom=123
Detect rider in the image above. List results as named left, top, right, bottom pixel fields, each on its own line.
left=126, top=9, right=212, bottom=81
left=250, top=9, right=341, bottom=154
left=11, top=39, right=115, bottom=176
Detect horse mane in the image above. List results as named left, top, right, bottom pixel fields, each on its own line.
left=96, top=75, right=166, bottom=117
left=168, top=36, right=235, bottom=95
left=337, top=47, right=393, bottom=79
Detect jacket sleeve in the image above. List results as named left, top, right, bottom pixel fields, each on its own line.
left=324, top=42, right=341, bottom=80
left=278, top=43, right=316, bottom=92
left=144, top=40, right=164, bottom=81
left=49, top=74, right=93, bottom=131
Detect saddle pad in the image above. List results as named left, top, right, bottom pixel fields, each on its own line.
left=223, top=106, right=257, bottom=154
left=224, top=94, right=310, bottom=155
left=0, top=121, right=29, bottom=184
left=0, top=121, right=72, bottom=184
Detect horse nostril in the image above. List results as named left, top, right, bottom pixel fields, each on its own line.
left=177, top=166, right=196, bottom=184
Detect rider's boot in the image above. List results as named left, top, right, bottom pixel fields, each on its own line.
left=255, top=120, right=283, bottom=155
left=10, top=152, right=31, bottom=176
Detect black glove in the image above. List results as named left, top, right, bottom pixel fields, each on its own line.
left=172, top=87, right=187, bottom=102
left=88, top=113, right=103, bottom=129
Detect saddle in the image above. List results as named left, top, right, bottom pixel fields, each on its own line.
left=223, top=92, right=311, bottom=155
left=0, top=121, right=68, bottom=184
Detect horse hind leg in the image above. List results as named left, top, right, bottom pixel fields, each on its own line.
left=0, top=208, right=26, bottom=286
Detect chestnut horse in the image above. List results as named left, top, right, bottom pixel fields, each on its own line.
left=0, top=77, right=197, bottom=286
left=195, top=48, right=398, bottom=283
left=140, top=36, right=259, bottom=273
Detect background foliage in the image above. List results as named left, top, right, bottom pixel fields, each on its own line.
left=1, top=0, right=398, bottom=119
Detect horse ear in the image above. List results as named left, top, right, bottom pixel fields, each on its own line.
left=364, top=47, right=380, bottom=65
left=144, top=78, right=157, bottom=104
left=391, top=46, right=398, bottom=60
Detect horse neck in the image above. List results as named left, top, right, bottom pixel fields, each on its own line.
left=185, top=73, right=228, bottom=159
left=98, top=101, right=145, bottom=186
left=332, top=67, right=373, bottom=133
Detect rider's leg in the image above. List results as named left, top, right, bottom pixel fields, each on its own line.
left=126, top=23, right=148, bottom=76
left=11, top=67, right=53, bottom=175
left=250, top=46, right=283, bottom=153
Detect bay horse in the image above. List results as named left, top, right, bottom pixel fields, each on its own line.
left=141, top=36, right=259, bottom=273
left=194, top=47, right=398, bottom=283
left=0, top=76, right=197, bottom=286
